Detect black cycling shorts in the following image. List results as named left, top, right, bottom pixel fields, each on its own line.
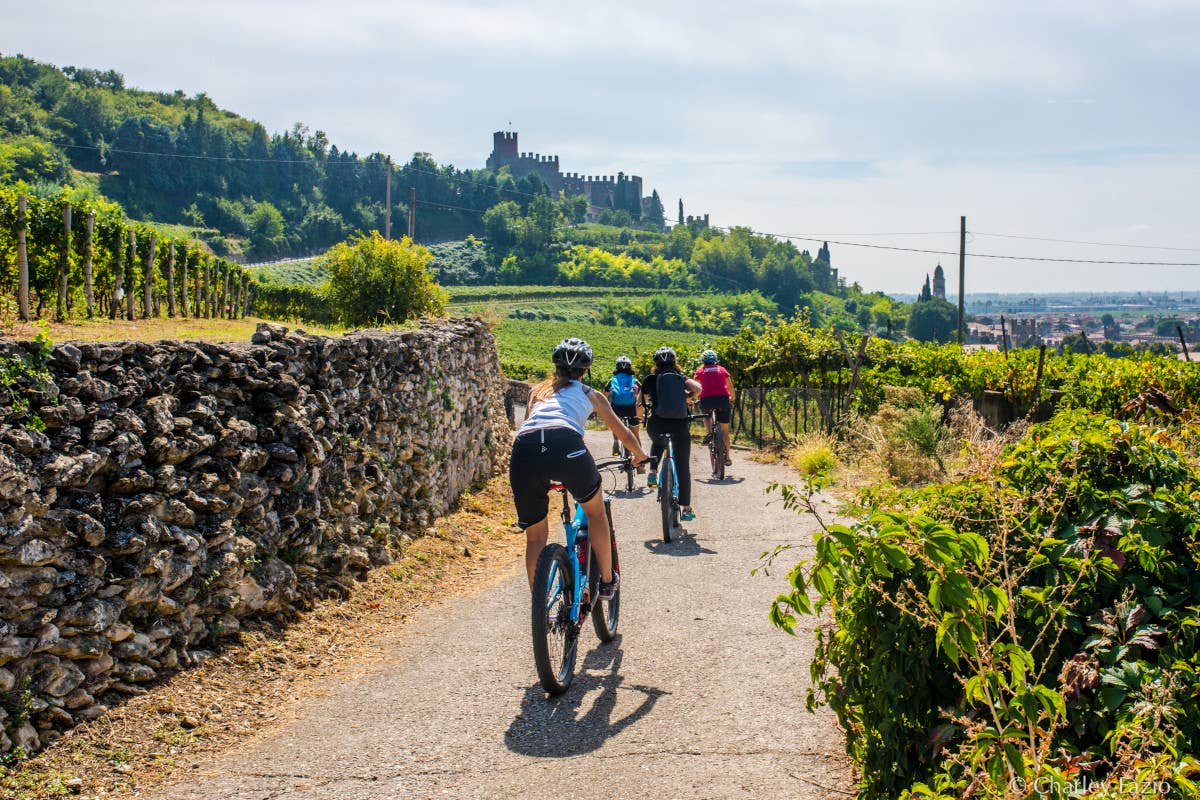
left=611, top=403, right=640, bottom=426
left=509, top=427, right=601, bottom=529
left=699, top=395, right=732, bottom=424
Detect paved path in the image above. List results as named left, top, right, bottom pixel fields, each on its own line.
left=148, top=432, right=851, bottom=799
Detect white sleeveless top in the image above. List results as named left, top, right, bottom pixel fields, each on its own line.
left=519, top=381, right=593, bottom=436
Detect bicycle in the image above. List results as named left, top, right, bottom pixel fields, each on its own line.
left=703, top=407, right=728, bottom=481
left=652, top=413, right=707, bottom=543
left=531, top=457, right=633, bottom=695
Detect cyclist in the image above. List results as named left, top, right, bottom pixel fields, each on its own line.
left=694, top=349, right=735, bottom=468
left=510, top=338, right=648, bottom=601
left=605, top=356, right=642, bottom=461
left=641, top=346, right=702, bottom=521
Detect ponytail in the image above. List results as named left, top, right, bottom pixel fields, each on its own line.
left=530, top=365, right=586, bottom=404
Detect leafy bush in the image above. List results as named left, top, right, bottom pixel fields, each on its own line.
left=769, top=410, right=1200, bottom=798
left=323, top=233, right=447, bottom=326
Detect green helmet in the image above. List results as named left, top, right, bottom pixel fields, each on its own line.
left=702, top=349, right=718, bottom=364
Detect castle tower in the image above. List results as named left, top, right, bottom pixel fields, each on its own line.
left=487, top=131, right=518, bottom=170
left=932, top=263, right=946, bottom=300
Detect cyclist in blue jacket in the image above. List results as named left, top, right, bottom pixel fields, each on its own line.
left=605, top=356, right=642, bottom=460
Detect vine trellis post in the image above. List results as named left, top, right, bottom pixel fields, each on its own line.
left=57, top=202, right=71, bottom=321
left=83, top=211, right=95, bottom=317
left=16, top=195, right=30, bottom=322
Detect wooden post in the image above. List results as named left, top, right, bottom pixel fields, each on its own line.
left=57, top=202, right=72, bottom=321
left=1000, top=315, right=1009, bottom=358
left=83, top=211, right=95, bottom=317
left=143, top=235, right=156, bottom=318
left=957, top=215, right=966, bottom=345
left=204, top=261, right=212, bottom=318
left=1031, top=344, right=1047, bottom=416
left=384, top=156, right=392, bottom=240
left=180, top=245, right=189, bottom=318
left=166, top=242, right=177, bottom=317
left=111, top=228, right=124, bottom=320
left=16, top=196, right=30, bottom=322
left=126, top=230, right=136, bottom=320
left=223, top=265, right=232, bottom=319
left=242, top=276, right=254, bottom=318
left=1177, top=326, right=1191, bottom=362
left=408, top=187, right=416, bottom=240
left=194, top=256, right=202, bottom=318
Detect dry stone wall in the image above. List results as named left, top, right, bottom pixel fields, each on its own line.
left=0, top=318, right=509, bottom=754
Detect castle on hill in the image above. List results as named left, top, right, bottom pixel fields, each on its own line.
left=486, top=131, right=693, bottom=224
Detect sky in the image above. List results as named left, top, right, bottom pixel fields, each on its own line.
left=4, top=0, right=1199, bottom=293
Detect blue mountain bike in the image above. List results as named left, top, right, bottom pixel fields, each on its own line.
left=532, top=458, right=632, bottom=695
left=654, top=414, right=706, bottom=543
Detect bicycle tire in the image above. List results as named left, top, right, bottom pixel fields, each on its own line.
left=623, top=446, right=634, bottom=492
left=531, top=544, right=578, bottom=695
left=713, top=426, right=726, bottom=481
left=660, top=459, right=674, bottom=542
left=591, top=524, right=620, bottom=642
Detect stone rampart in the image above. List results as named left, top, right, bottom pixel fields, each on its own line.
left=0, top=319, right=509, bottom=753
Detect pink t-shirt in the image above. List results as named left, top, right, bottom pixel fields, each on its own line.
left=694, top=365, right=731, bottom=399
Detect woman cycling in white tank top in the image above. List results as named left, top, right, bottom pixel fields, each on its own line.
left=509, top=338, right=648, bottom=601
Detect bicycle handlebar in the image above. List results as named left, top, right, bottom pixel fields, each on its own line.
left=594, top=457, right=634, bottom=471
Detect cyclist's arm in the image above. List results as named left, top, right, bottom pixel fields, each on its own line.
left=684, top=377, right=702, bottom=398
left=590, top=391, right=648, bottom=464
left=724, top=371, right=736, bottom=402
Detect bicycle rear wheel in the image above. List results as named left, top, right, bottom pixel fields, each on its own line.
left=623, top=446, right=634, bottom=492
left=531, top=544, right=578, bottom=695
left=712, top=426, right=726, bottom=481
left=659, top=459, right=675, bottom=542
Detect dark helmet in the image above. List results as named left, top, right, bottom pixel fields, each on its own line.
left=653, top=346, right=677, bottom=367
left=552, top=338, right=593, bottom=371
left=702, top=349, right=718, bottom=364
left=615, top=355, right=632, bottom=370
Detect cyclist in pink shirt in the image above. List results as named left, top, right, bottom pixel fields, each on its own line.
left=694, top=350, right=735, bottom=467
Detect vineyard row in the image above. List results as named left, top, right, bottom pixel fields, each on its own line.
left=0, top=188, right=253, bottom=323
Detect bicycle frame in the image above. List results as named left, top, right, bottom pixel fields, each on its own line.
left=548, top=459, right=626, bottom=628
left=657, top=433, right=680, bottom=505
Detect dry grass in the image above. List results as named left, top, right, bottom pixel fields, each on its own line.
left=0, top=315, right=345, bottom=345
left=4, top=475, right=524, bottom=800
left=785, top=433, right=839, bottom=477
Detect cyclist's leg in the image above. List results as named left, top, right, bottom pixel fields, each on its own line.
left=509, top=432, right=552, bottom=587
left=646, top=419, right=664, bottom=472
left=673, top=420, right=694, bottom=510
left=523, top=519, right=549, bottom=588
left=557, top=435, right=609, bottom=582
left=579, top=491, right=613, bottom=582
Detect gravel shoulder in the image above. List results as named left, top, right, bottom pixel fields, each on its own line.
left=143, top=430, right=852, bottom=799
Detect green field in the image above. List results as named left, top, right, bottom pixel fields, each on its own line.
left=493, top=318, right=722, bottom=381
left=250, top=258, right=326, bottom=287
left=449, top=286, right=697, bottom=325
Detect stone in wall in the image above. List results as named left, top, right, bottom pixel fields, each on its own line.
left=0, top=318, right=509, bottom=753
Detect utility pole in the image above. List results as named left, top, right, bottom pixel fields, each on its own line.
left=384, top=156, right=392, bottom=240
left=408, top=187, right=416, bottom=240
left=957, top=215, right=966, bottom=345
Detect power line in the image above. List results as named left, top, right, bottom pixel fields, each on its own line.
left=972, top=230, right=1200, bottom=253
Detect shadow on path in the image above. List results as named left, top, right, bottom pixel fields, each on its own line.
left=697, top=476, right=746, bottom=486
left=642, top=529, right=717, bottom=557
left=504, top=645, right=668, bottom=758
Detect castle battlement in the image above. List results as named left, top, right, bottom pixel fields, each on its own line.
left=486, top=131, right=660, bottom=223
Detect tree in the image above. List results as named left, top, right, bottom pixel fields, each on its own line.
left=324, top=233, right=447, bottom=325
left=246, top=200, right=287, bottom=258
left=919, top=275, right=932, bottom=302
left=906, top=298, right=957, bottom=342
left=645, top=189, right=665, bottom=230
left=482, top=200, right=521, bottom=247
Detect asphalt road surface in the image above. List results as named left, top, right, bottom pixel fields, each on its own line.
left=147, top=430, right=852, bottom=799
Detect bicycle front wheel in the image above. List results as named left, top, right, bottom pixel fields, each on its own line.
left=531, top=544, right=578, bottom=695
left=660, top=460, right=675, bottom=542
left=591, top=529, right=620, bottom=642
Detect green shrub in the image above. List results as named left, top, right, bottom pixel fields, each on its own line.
left=788, top=434, right=838, bottom=477
left=324, top=233, right=447, bottom=326
left=770, top=410, right=1200, bottom=798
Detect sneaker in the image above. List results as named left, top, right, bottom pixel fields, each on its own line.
left=647, top=472, right=658, bottom=489
left=725, top=456, right=732, bottom=466
left=681, top=509, right=696, bottom=522
left=701, top=433, right=713, bottom=444
left=612, top=444, right=621, bottom=457
left=598, top=571, right=621, bottom=601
